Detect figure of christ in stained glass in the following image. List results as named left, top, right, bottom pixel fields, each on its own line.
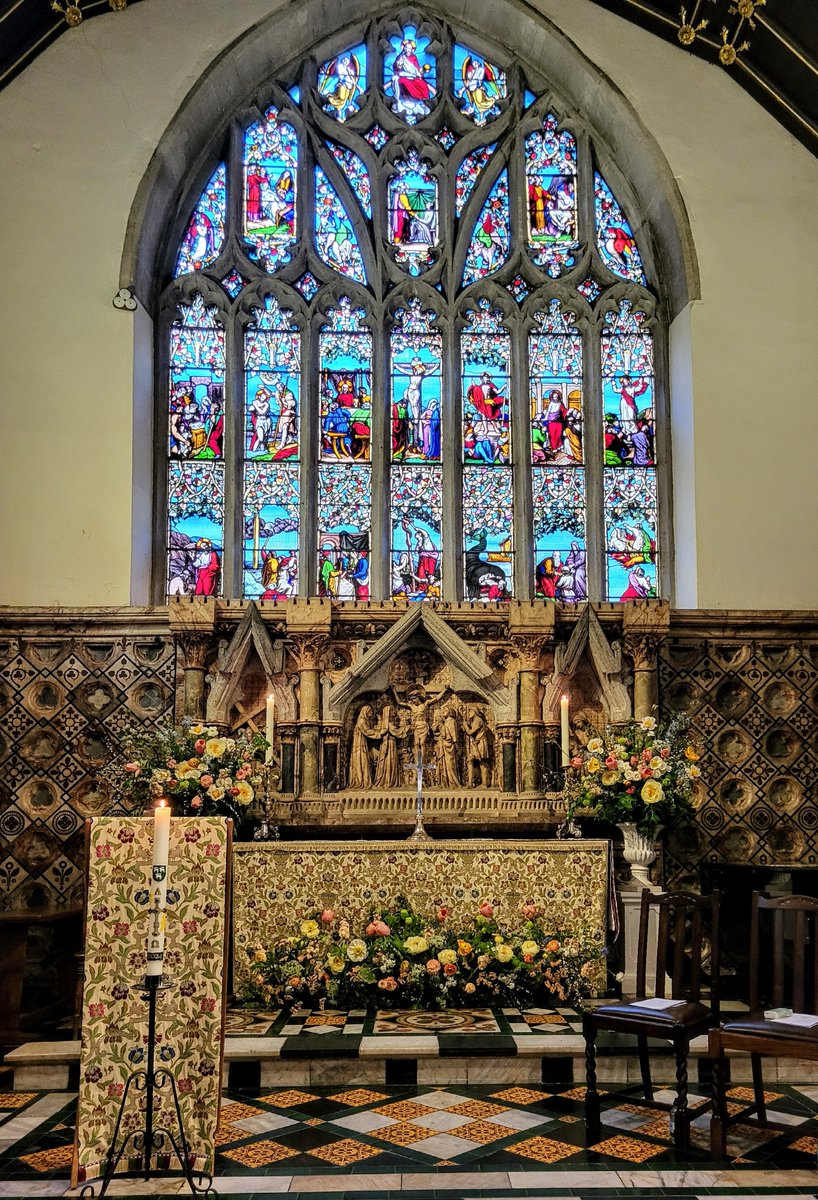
left=383, top=26, right=436, bottom=124
left=167, top=462, right=224, bottom=597
left=168, top=294, right=225, bottom=461
left=452, top=45, right=506, bottom=126
left=532, top=468, right=587, bottom=602
left=319, top=301, right=373, bottom=464
left=317, top=44, right=366, bottom=122
left=461, top=301, right=510, bottom=466
left=243, top=108, right=298, bottom=269
left=327, top=143, right=372, bottom=216
left=175, top=164, right=226, bottom=277
left=317, top=465, right=371, bottom=599
left=455, top=144, right=495, bottom=216
left=243, top=463, right=299, bottom=599
left=604, top=467, right=657, bottom=602
left=462, top=466, right=513, bottom=601
left=314, top=169, right=367, bottom=283
left=525, top=114, right=577, bottom=277
left=390, top=465, right=442, bottom=600
left=462, top=171, right=509, bottom=284
left=595, top=173, right=646, bottom=285
left=529, top=300, right=583, bottom=468
left=388, top=150, right=438, bottom=274
left=244, top=296, right=300, bottom=461
left=390, top=300, right=442, bottom=463
left=601, top=301, right=655, bottom=468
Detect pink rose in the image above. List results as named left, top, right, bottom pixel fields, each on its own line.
left=642, top=749, right=652, bottom=763
left=236, top=767, right=249, bottom=780
left=191, top=797, right=202, bottom=809
left=479, top=902, right=494, bottom=918
left=626, top=786, right=636, bottom=794
left=229, top=787, right=240, bottom=797
left=320, top=909, right=335, bottom=924
left=631, top=756, right=639, bottom=766
left=605, top=755, right=618, bottom=769
left=367, top=919, right=390, bottom=937
left=570, top=756, right=583, bottom=769
left=443, top=962, right=457, bottom=976
left=426, top=958, right=441, bottom=974
left=437, top=907, right=449, bottom=922
left=194, top=739, right=206, bottom=754
left=124, top=762, right=141, bottom=775
left=661, top=747, right=671, bottom=758
left=377, top=976, right=398, bottom=991
left=199, top=774, right=213, bottom=787
left=641, top=767, right=653, bottom=779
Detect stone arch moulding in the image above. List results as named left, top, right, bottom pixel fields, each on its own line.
left=120, top=0, right=700, bottom=321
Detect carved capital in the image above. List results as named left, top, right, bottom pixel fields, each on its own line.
left=289, top=634, right=329, bottom=671
left=508, top=634, right=544, bottom=672
left=177, top=633, right=211, bottom=670
left=622, top=633, right=662, bottom=672
left=495, top=725, right=518, bottom=745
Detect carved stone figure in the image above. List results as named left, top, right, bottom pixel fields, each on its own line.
left=400, top=686, right=434, bottom=766
left=464, top=707, right=492, bottom=787
left=374, top=704, right=406, bottom=789
left=348, top=703, right=380, bottom=790
left=435, top=703, right=461, bottom=788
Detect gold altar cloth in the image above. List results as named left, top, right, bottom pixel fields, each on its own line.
left=232, top=839, right=610, bottom=986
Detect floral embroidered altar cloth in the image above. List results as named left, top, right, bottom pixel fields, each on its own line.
left=232, top=839, right=610, bottom=987
left=72, top=816, right=230, bottom=1187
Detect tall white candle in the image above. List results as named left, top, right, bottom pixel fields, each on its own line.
left=265, top=693, right=276, bottom=763
left=146, top=800, right=171, bottom=978
left=560, top=694, right=571, bottom=767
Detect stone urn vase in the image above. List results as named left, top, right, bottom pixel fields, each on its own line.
left=618, top=822, right=662, bottom=887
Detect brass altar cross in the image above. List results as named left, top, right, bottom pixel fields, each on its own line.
left=407, top=749, right=433, bottom=842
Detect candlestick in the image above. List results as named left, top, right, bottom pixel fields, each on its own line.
left=265, top=693, right=276, bottom=764
left=560, top=694, right=570, bottom=768
left=146, top=800, right=171, bottom=978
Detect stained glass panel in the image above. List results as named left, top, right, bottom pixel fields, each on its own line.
left=461, top=300, right=510, bottom=465
left=168, top=294, right=225, bottom=461
left=243, top=464, right=299, bottom=599
left=532, top=468, right=587, bottom=601
left=463, top=170, right=509, bottom=284
left=221, top=269, right=247, bottom=299
left=244, top=296, right=300, bottom=461
left=388, top=149, right=438, bottom=274
left=595, top=172, right=646, bottom=284
left=317, top=44, right=366, bottom=121
left=319, top=299, right=373, bottom=463
left=525, top=114, right=577, bottom=277
left=317, top=465, right=371, bottom=598
left=175, top=164, right=226, bottom=277
left=455, top=144, right=495, bottom=216
left=327, top=142, right=372, bottom=217
left=390, top=299, right=442, bottom=463
left=604, top=468, right=657, bottom=601
left=243, top=107, right=298, bottom=269
left=315, top=169, right=367, bottom=283
left=601, top=301, right=654, bottom=468
left=529, top=300, right=583, bottom=466
left=384, top=25, right=436, bottom=123
left=391, top=464, right=442, bottom=599
left=463, top=466, right=512, bottom=601
left=453, top=44, right=506, bottom=125
left=167, top=461, right=224, bottom=596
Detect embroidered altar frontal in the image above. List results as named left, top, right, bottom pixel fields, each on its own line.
left=232, top=839, right=610, bottom=987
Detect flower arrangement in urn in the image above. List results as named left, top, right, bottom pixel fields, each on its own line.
left=243, top=897, right=605, bottom=1011
left=117, top=718, right=268, bottom=824
left=564, top=713, right=701, bottom=837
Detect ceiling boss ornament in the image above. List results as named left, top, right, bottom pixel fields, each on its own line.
left=51, top=0, right=126, bottom=26
left=676, top=0, right=766, bottom=65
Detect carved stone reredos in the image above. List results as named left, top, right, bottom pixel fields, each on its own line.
left=544, top=605, right=631, bottom=724
left=205, top=603, right=293, bottom=726
left=326, top=605, right=514, bottom=722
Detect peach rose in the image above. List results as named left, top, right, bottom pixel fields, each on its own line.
left=426, top=958, right=441, bottom=974
left=320, top=909, right=335, bottom=924
left=443, top=962, right=458, bottom=976
left=479, top=901, right=494, bottom=918
left=377, top=976, right=398, bottom=991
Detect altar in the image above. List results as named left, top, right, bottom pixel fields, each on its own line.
left=232, top=838, right=612, bottom=987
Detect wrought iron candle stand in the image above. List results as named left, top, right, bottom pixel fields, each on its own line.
left=80, top=973, right=215, bottom=1198
left=249, top=757, right=282, bottom=841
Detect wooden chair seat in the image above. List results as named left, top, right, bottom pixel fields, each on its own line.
left=588, top=998, right=711, bottom=1032
left=717, top=1014, right=818, bottom=1049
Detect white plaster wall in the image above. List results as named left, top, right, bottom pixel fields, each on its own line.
left=0, top=0, right=816, bottom=607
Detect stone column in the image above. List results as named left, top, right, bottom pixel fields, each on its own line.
left=621, top=601, right=671, bottom=720
left=168, top=598, right=217, bottom=722
left=510, top=635, right=545, bottom=793
left=290, top=633, right=327, bottom=795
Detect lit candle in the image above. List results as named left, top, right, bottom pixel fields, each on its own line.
left=265, top=693, right=276, bottom=764
left=560, top=694, right=570, bottom=768
left=146, top=800, right=171, bottom=978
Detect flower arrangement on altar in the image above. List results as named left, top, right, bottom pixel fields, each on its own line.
left=116, top=719, right=268, bottom=823
left=242, top=897, right=605, bottom=1011
left=563, top=712, right=701, bottom=837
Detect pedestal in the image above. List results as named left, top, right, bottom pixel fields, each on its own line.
left=618, top=879, right=662, bottom=997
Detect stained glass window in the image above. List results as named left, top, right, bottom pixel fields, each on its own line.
left=162, top=15, right=665, bottom=604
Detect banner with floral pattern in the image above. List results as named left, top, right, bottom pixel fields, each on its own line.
left=233, top=839, right=609, bottom=988
left=72, top=816, right=230, bottom=1186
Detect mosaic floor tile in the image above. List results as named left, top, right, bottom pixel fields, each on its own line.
left=491, top=1087, right=551, bottom=1104
left=220, top=1101, right=265, bottom=1122
left=455, top=1119, right=519, bottom=1143
left=507, top=1135, right=582, bottom=1163
left=223, top=1009, right=280, bottom=1035
left=589, top=1134, right=666, bottom=1162
left=728, top=1085, right=785, bottom=1103
left=372, top=1008, right=500, bottom=1034
left=374, top=1120, right=439, bottom=1145
left=523, top=1012, right=568, bottom=1026
left=330, top=1111, right=397, bottom=1134
left=17, top=1145, right=74, bottom=1171
left=413, top=1110, right=473, bottom=1132
left=328, top=1088, right=390, bottom=1106
left=635, top=1115, right=671, bottom=1139
left=0, top=1094, right=37, bottom=1109
left=304, top=1117, right=325, bottom=1127
left=560, top=1086, right=607, bottom=1100
left=409, top=1131, right=482, bottom=1157
left=371, top=1100, right=436, bottom=1120
left=214, top=1121, right=242, bottom=1146
left=258, top=1089, right=319, bottom=1107
left=220, top=1138, right=298, bottom=1166
left=448, top=1099, right=508, bottom=1118
left=789, top=1134, right=818, bottom=1153
left=304, top=1013, right=347, bottom=1028
left=306, top=1137, right=382, bottom=1165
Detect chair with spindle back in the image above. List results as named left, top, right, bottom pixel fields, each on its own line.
left=709, top=891, right=818, bottom=1156
left=583, top=888, right=720, bottom=1150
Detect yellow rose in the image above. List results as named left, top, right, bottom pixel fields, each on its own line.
left=190, top=724, right=205, bottom=736
left=207, top=784, right=225, bottom=800
left=494, top=943, right=514, bottom=963
left=176, top=761, right=200, bottom=780
left=520, top=939, right=539, bottom=957
left=601, top=770, right=619, bottom=786
left=640, top=716, right=657, bottom=731
left=300, top=920, right=319, bottom=938
left=151, top=768, right=171, bottom=784
left=685, top=746, right=700, bottom=761
left=641, top=779, right=664, bottom=804
left=586, top=757, right=601, bottom=773
left=347, top=939, right=367, bottom=962
left=493, top=933, right=504, bottom=944
left=234, top=780, right=254, bottom=805
left=457, top=940, right=473, bottom=956
left=327, top=955, right=345, bottom=974
left=650, top=757, right=663, bottom=771
left=404, top=936, right=428, bottom=955
left=205, top=737, right=228, bottom=759
left=438, top=948, right=457, bottom=965
left=688, top=764, right=701, bottom=779
left=587, top=738, right=604, bottom=753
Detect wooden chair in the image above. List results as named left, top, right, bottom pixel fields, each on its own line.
left=709, top=891, right=818, bottom=1156
left=583, top=888, right=720, bottom=1150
